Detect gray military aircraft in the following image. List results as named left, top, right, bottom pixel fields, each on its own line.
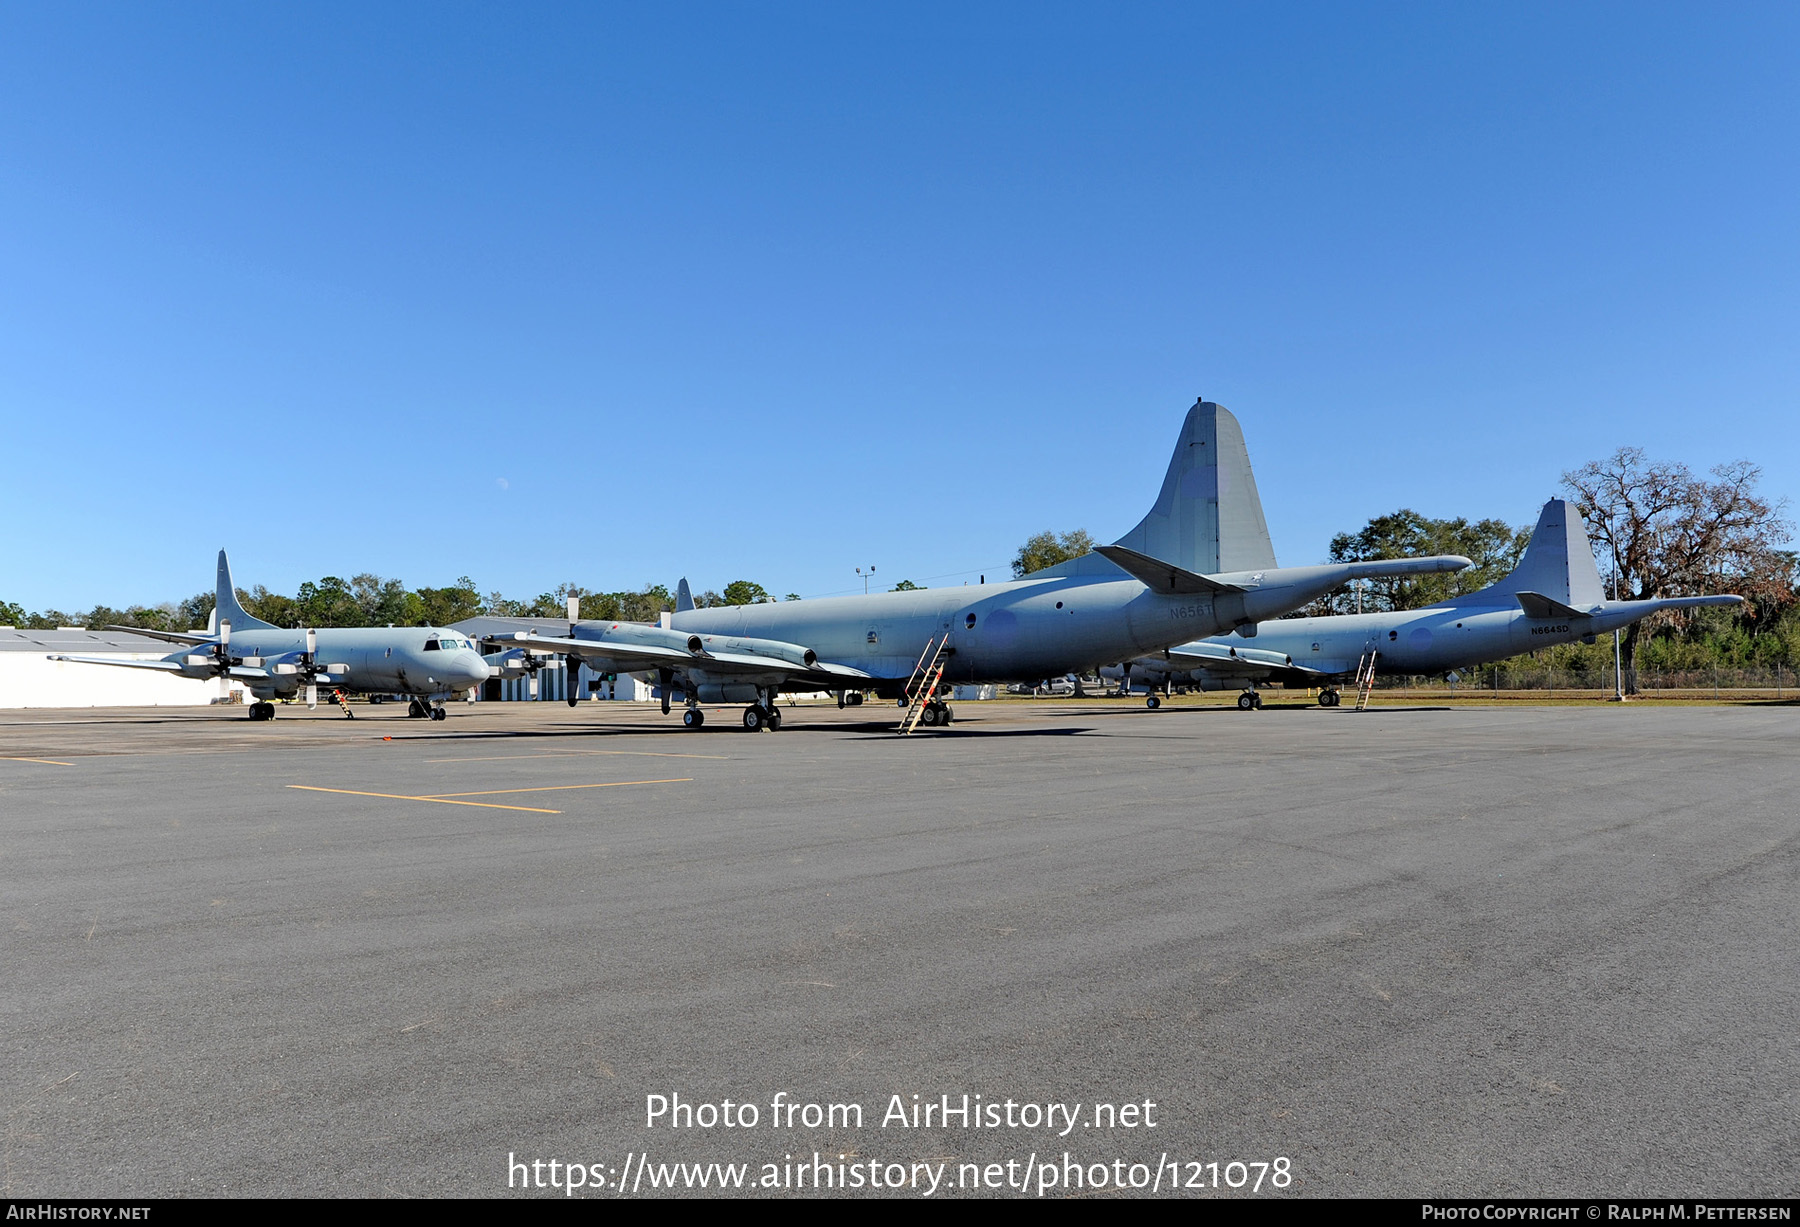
left=47, top=551, right=492, bottom=720
left=519, top=398, right=1472, bottom=732
left=1107, top=498, right=1744, bottom=708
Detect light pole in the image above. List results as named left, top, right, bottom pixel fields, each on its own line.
left=1612, top=564, right=1625, bottom=701
left=856, top=565, right=876, bottom=595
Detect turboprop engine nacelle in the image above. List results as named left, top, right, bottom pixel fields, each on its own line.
left=686, top=633, right=818, bottom=670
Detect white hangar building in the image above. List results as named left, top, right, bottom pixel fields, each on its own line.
left=0, top=627, right=229, bottom=708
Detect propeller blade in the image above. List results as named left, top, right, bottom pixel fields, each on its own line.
left=218, top=673, right=230, bottom=701
left=306, top=627, right=318, bottom=657
left=528, top=672, right=539, bottom=700
left=219, top=620, right=231, bottom=651
left=305, top=682, right=318, bottom=709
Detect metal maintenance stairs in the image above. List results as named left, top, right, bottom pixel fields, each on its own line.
left=898, top=635, right=951, bottom=735
left=1353, top=649, right=1380, bottom=711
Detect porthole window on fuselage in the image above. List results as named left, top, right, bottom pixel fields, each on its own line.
left=965, top=613, right=977, bottom=628
left=1388, top=630, right=1398, bottom=641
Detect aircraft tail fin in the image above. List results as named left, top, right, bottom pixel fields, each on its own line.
left=1480, top=499, right=1608, bottom=611
left=215, top=550, right=279, bottom=632
left=676, top=578, right=695, bottom=613
left=1033, top=398, right=1278, bottom=579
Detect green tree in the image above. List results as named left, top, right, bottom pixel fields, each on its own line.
left=721, top=580, right=772, bottom=606
left=241, top=585, right=298, bottom=628
left=1012, top=529, right=1094, bottom=578
left=295, top=577, right=365, bottom=627
left=1564, top=450, right=1793, bottom=692
left=889, top=579, right=924, bottom=591
left=417, top=577, right=484, bottom=627
left=1324, top=511, right=1529, bottom=614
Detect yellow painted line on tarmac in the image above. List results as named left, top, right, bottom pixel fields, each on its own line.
left=423, top=751, right=729, bottom=763
left=3, top=757, right=74, bottom=766
left=286, top=785, right=562, bottom=814
left=422, top=778, right=692, bottom=798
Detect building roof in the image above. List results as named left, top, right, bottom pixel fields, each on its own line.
left=0, top=627, right=180, bottom=654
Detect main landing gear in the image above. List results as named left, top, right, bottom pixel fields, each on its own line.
left=917, top=699, right=954, bottom=727
left=683, top=707, right=705, bottom=730
left=407, top=699, right=447, bottom=721
left=1317, top=688, right=1342, bottom=707
left=1236, top=690, right=1264, bottom=711
left=1146, top=695, right=1161, bottom=709
left=248, top=701, right=277, bottom=721
left=740, top=687, right=784, bottom=732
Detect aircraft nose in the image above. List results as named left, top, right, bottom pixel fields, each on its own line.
left=453, top=654, right=491, bottom=686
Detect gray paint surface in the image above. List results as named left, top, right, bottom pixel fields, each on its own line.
left=1122, top=499, right=1743, bottom=691
left=0, top=701, right=1792, bottom=1197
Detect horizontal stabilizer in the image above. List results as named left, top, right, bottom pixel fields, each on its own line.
left=1653, top=594, right=1745, bottom=612
left=1093, top=545, right=1248, bottom=595
left=1514, top=591, right=1593, bottom=620
left=1339, top=555, right=1473, bottom=581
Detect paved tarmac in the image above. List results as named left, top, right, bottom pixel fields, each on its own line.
left=1, top=698, right=1794, bottom=1198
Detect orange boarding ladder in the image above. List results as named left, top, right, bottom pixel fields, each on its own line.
left=899, top=635, right=951, bottom=735
left=1353, top=649, right=1380, bottom=711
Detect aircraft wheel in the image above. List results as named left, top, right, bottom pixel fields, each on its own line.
left=940, top=704, right=953, bottom=725
left=430, top=707, right=447, bottom=721
left=1146, top=695, right=1161, bottom=710
left=848, top=692, right=863, bottom=706
left=683, top=708, right=705, bottom=729
left=743, top=706, right=764, bottom=731
left=765, top=707, right=782, bottom=731
left=919, top=705, right=938, bottom=726
left=407, top=700, right=424, bottom=718
left=1252, top=693, right=1263, bottom=709
left=1237, top=692, right=1256, bottom=710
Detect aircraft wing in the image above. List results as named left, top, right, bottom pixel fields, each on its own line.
left=1161, top=643, right=1330, bottom=678
left=500, top=632, right=692, bottom=666
left=702, top=651, right=873, bottom=681
left=46, top=653, right=272, bottom=681
left=500, top=632, right=872, bottom=682
left=48, top=654, right=186, bottom=673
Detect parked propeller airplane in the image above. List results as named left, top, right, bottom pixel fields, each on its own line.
left=47, top=552, right=492, bottom=720
left=1107, top=497, right=1744, bottom=709
left=504, top=398, right=1473, bottom=732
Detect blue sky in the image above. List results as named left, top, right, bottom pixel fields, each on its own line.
left=3, top=3, right=1796, bottom=609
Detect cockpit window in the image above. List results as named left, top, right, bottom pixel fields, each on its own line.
left=424, top=639, right=440, bottom=651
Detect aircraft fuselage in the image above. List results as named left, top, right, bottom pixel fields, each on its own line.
left=670, top=566, right=1385, bottom=686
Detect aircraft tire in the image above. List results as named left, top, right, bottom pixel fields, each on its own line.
left=1252, top=693, right=1263, bottom=709
left=1237, top=692, right=1255, bottom=710
left=431, top=707, right=446, bottom=721
left=1146, top=695, right=1161, bottom=710
left=743, top=706, right=764, bottom=732
left=940, top=705, right=953, bottom=725
left=848, top=692, right=863, bottom=706
left=683, top=708, right=705, bottom=729
left=920, top=705, right=938, bottom=726
left=407, top=700, right=424, bottom=718
left=765, top=707, right=782, bottom=731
